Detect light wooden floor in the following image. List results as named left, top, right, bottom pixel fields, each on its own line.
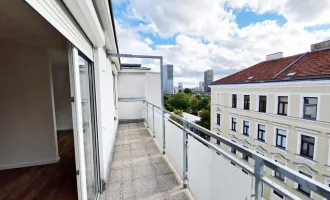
left=0, top=131, right=78, bottom=200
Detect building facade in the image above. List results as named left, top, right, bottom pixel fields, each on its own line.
left=199, top=81, right=204, bottom=92
left=162, top=64, right=174, bottom=94
left=204, top=69, right=214, bottom=93
left=210, top=42, right=330, bottom=200
left=178, top=82, right=183, bottom=91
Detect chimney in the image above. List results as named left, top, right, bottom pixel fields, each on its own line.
left=266, top=52, right=283, bottom=61
left=311, top=40, right=330, bottom=52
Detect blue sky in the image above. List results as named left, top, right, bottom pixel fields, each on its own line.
left=112, top=0, right=330, bottom=88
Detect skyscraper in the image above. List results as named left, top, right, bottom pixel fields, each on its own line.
left=199, top=81, right=204, bottom=92
left=162, top=64, right=174, bottom=94
left=178, top=82, right=183, bottom=91
left=204, top=69, right=214, bottom=93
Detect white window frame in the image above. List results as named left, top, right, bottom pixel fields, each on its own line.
left=230, top=116, right=237, bottom=132
left=242, top=119, right=250, bottom=136
left=273, top=127, right=289, bottom=153
left=271, top=157, right=287, bottom=184
left=256, top=94, right=268, bottom=113
left=216, top=113, right=221, bottom=126
left=294, top=169, right=314, bottom=198
left=275, top=94, right=290, bottom=116
left=242, top=94, right=251, bottom=110
left=299, top=94, right=321, bottom=121
left=255, top=123, right=267, bottom=143
left=296, top=132, right=317, bottom=164
left=230, top=93, right=238, bottom=108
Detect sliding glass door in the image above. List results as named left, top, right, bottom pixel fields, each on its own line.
left=78, top=54, right=100, bottom=200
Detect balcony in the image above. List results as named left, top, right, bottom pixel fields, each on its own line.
left=101, top=102, right=330, bottom=200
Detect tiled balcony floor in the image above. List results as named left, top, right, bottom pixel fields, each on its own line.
left=100, top=123, right=193, bottom=200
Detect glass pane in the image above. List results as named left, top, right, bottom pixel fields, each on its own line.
left=282, top=136, right=286, bottom=148
left=279, top=103, right=283, bottom=114
left=304, top=105, right=317, bottom=119
left=279, top=96, right=288, bottom=102
left=79, top=55, right=98, bottom=200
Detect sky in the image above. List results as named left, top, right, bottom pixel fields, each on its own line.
left=112, top=0, right=330, bottom=88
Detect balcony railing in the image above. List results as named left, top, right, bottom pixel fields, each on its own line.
left=144, top=100, right=330, bottom=200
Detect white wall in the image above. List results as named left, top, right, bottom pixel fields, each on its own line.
left=118, top=71, right=146, bottom=120
left=94, top=48, right=118, bottom=183
left=51, top=52, right=73, bottom=131
left=0, top=41, right=59, bottom=170
left=145, top=73, right=161, bottom=107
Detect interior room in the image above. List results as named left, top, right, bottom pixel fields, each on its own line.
left=0, top=0, right=77, bottom=199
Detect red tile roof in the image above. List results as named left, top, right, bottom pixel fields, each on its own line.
left=212, top=49, right=330, bottom=85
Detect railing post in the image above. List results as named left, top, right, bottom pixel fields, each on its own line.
left=254, top=157, right=264, bottom=200
left=162, top=110, right=166, bottom=154
left=152, top=105, right=155, bottom=138
left=146, top=102, right=149, bottom=128
left=183, top=121, right=188, bottom=188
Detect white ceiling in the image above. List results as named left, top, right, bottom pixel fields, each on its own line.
left=0, top=0, right=67, bottom=49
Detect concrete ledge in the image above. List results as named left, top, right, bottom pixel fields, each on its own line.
left=119, top=118, right=145, bottom=124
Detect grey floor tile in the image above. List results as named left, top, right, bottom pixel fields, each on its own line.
left=166, top=190, right=192, bottom=200
left=130, top=143, right=146, bottom=150
left=122, top=180, right=135, bottom=200
left=106, top=182, right=122, bottom=200
left=153, top=163, right=172, bottom=175
left=115, top=144, right=131, bottom=152
left=147, top=148, right=160, bottom=155
left=133, top=176, right=159, bottom=199
left=156, top=173, right=181, bottom=192
left=131, top=149, right=148, bottom=158
left=133, top=164, right=155, bottom=179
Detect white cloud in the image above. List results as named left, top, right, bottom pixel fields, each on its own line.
left=226, top=0, right=330, bottom=26
left=114, top=0, right=330, bottom=87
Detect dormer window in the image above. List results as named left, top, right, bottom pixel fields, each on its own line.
left=283, top=72, right=296, bottom=80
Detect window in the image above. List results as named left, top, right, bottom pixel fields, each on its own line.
left=243, top=120, right=249, bottom=136
left=216, top=113, right=220, bottom=125
left=231, top=147, right=236, bottom=154
left=298, top=171, right=312, bottom=196
left=244, top=95, right=250, bottom=110
left=231, top=118, right=237, bottom=132
left=242, top=153, right=249, bottom=161
left=273, top=190, right=284, bottom=199
left=232, top=94, right=237, bottom=108
left=303, top=97, right=317, bottom=120
left=278, top=96, right=288, bottom=115
left=300, top=135, right=315, bottom=159
left=259, top=96, right=267, bottom=112
left=274, top=160, right=285, bottom=182
left=275, top=129, right=287, bottom=149
left=257, top=124, right=266, bottom=142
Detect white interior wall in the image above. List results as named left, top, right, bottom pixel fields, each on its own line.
left=50, top=50, right=73, bottom=131
left=0, top=41, right=59, bottom=170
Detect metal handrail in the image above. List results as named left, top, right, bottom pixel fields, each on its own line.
left=144, top=101, right=330, bottom=200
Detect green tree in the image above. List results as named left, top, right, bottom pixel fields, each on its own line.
left=190, top=97, right=200, bottom=115
left=195, top=103, right=211, bottom=140
left=171, top=92, right=191, bottom=111
left=170, top=109, right=184, bottom=125
left=183, top=88, right=192, bottom=94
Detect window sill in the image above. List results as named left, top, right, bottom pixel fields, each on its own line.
left=295, top=154, right=316, bottom=165
left=272, top=176, right=286, bottom=184
left=294, top=189, right=312, bottom=199
left=242, top=134, right=250, bottom=138
left=255, top=139, right=266, bottom=145
left=272, top=145, right=288, bottom=154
